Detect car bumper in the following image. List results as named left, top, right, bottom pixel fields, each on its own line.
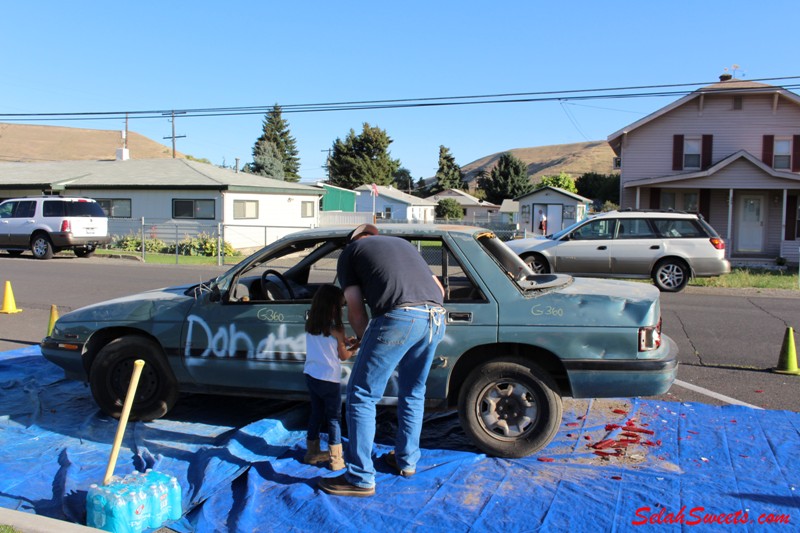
left=691, top=258, right=731, bottom=277
left=49, top=233, right=111, bottom=248
left=41, top=338, right=88, bottom=381
left=563, top=335, right=678, bottom=397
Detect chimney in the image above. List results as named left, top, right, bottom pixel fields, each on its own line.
left=719, top=72, right=733, bottom=82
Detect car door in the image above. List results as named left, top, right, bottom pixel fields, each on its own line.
left=552, top=218, right=614, bottom=274
left=180, top=238, right=341, bottom=395
left=6, top=200, right=37, bottom=247
left=608, top=218, right=662, bottom=275
left=0, top=201, right=15, bottom=243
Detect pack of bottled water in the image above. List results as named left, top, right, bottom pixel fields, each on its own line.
left=86, top=469, right=182, bottom=533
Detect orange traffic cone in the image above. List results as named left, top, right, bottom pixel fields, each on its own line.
left=1, top=281, right=22, bottom=314
left=774, top=326, right=800, bottom=376
left=47, top=304, right=59, bottom=336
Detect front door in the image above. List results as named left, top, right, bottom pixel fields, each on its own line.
left=736, top=194, right=765, bottom=253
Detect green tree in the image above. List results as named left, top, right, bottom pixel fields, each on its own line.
left=537, top=172, right=577, bottom=193
left=245, top=141, right=285, bottom=180
left=435, top=198, right=464, bottom=220
left=251, top=105, right=300, bottom=182
left=576, top=172, right=620, bottom=204
left=328, top=123, right=400, bottom=189
left=431, top=145, right=463, bottom=193
left=393, top=167, right=414, bottom=193
left=477, top=152, right=533, bottom=205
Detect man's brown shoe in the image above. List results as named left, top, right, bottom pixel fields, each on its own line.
left=384, top=451, right=415, bottom=477
left=318, top=474, right=375, bottom=497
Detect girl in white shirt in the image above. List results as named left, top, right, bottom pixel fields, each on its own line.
left=303, top=284, right=358, bottom=470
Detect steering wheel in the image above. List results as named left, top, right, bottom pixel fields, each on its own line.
left=260, top=269, right=295, bottom=300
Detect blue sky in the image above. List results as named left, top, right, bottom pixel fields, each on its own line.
left=1, top=1, right=797, bottom=183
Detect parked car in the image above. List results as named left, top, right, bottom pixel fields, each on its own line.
left=41, top=224, right=677, bottom=457
left=505, top=210, right=731, bottom=292
left=0, top=195, right=110, bottom=259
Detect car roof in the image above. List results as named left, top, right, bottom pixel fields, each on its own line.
left=286, top=223, right=490, bottom=240
left=593, top=210, right=700, bottom=220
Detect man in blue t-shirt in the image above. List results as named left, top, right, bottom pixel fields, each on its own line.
left=318, top=224, right=446, bottom=497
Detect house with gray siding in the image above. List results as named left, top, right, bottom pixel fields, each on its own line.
left=608, top=74, right=800, bottom=265
left=354, top=184, right=436, bottom=222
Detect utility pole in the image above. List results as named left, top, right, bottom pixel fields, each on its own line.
left=163, top=110, right=186, bottom=158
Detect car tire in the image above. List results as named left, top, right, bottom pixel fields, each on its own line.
left=522, top=254, right=550, bottom=274
left=652, top=258, right=689, bottom=292
left=89, top=336, right=179, bottom=421
left=74, top=247, right=96, bottom=258
left=31, top=234, right=54, bottom=260
left=458, top=358, right=562, bottom=458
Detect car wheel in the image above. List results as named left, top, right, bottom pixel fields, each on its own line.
left=523, top=254, right=550, bottom=274
left=31, top=234, right=54, bottom=260
left=652, top=258, right=689, bottom=292
left=89, top=336, right=179, bottom=421
left=458, top=358, right=562, bottom=458
left=74, top=247, right=95, bottom=258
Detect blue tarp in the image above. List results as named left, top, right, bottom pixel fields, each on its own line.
left=0, top=347, right=798, bottom=532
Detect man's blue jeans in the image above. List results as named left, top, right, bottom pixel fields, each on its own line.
left=344, top=305, right=446, bottom=488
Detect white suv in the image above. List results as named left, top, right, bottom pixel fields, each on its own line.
left=0, top=196, right=111, bottom=259
left=505, top=209, right=731, bottom=292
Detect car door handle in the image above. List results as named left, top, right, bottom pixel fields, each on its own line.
left=597, top=246, right=607, bottom=250
left=650, top=245, right=660, bottom=250
left=448, top=312, right=472, bottom=323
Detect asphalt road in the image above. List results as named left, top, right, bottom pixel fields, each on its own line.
left=1, top=254, right=798, bottom=412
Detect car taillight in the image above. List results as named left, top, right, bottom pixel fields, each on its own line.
left=60, top=220, right=71, bottom=233
left=709, top=237, right=725, bottom=250
left=638, top=318, right=662, bottom=352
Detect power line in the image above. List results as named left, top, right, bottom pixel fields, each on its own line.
left=1, top=76, right=799, bottom=123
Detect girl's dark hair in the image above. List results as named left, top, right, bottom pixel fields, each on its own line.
left=305, top=284, right=344, bottom=336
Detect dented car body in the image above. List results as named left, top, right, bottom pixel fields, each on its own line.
left=42, top=224, right=676, bottom=457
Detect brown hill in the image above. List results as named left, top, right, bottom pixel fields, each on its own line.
left=461, top=141, right=615, bottom=190
left=0, top=123, right=183, bottom=162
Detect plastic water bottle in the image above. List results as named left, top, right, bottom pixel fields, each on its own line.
left=86, top=484, right=106, bottom=529
left=147, top=482, right=166, bottom=528
left=108, top=490, right=130, bottom=533
left=167, top=477, right=182, bottom=520
left=128, top=485, right=147, bottom=533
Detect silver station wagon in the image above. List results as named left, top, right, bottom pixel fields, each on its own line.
left=506, top=210, right=731, bottom=292
left=42, top=224, right=677, bottom=457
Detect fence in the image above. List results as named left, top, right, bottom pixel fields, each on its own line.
left=103, top=217, right=520, bottom=265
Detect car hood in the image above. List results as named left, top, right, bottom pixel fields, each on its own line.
left=505, top=236, right=550, bottom=252
left=54, top=284, right=198, bottom=325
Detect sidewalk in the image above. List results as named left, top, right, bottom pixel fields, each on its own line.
left=0, top=507, right=100, bottom=532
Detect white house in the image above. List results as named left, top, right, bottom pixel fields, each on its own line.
left=354, top=184, right=436, bottom=222
left=0, top=158, right=324, bottom=250
left=425, top=188, right=500, bottom=223
left=515, top=186, right=593, bottom=235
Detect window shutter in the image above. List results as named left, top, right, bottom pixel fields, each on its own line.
left=701, top=135, right=713, bottom=170
left=792, top=135, right=800, bottom=172
left=762, top=135, right=774, bottom=166
left=672, top=135, right=684, bottom=171
left=649, top=188, right=661, bottom=209
left=786, top=195, right=798, bottom=241
left=699, top=189, right=711, bottom=218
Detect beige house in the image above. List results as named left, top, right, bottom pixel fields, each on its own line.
left=425, top=188, right=499, bottom=223
left=608, top=74, right=800, bottom=265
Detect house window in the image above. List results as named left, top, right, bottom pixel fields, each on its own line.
left=733, top=96, right=743, bottom=110
left=233, top=200, right=258, bottom=219
left=173, top=199, right=214, bottom=219
left=661, top=192, right=676, bottom=210
left=97, top=199, right=131, bottom=218
left=383, top=206, right=393, bottom=220
left=684, top=138, right=701, bottom=169
left=774, top=139, right=791, bottom=170
left=301, top=201, right=314, bottom=218
left=683, top=192, right=698, bottom=212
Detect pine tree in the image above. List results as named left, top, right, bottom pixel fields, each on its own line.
left=251, top=105, right=301, bottom=182
left=477, top=152, right=533, bottom=205
left=327, top=123, right=400, bottom=189
left=245, top=141, right=285, bottom=180
left=431, top=145, right=463, bottom=193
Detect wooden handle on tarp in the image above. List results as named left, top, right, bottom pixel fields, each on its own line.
left=103, top=359, right=145, bottom=485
